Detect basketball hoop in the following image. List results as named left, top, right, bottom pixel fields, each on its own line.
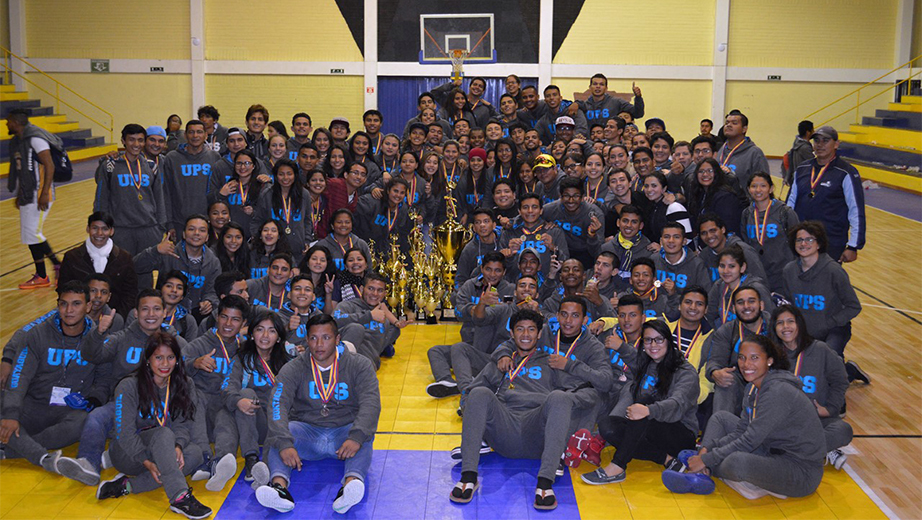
left=450, top=49, right=469, bottom=82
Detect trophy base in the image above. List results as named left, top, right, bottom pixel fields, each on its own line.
left=440, top=308, right=457, bottom=321
left=426, top=315, right=439, bottom=325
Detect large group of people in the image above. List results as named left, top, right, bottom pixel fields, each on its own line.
left=1, top=72, right=869, bottom=517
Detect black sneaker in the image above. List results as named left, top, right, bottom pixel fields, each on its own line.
left=169, top=489, right=212, bottom=520
left=244, top=454, right=259, bottom=482
left=450, top=441, right=492, bottom=460
left=256, top=482, right=295, bottom=513
left=97, top=473, right=130, bottom=500
left=381, top=344, right=395, bottom=358
left=426, top=380, right=460, bottom=398
left=845, top=360, right=870, bottom=384
left=664, top=457, right=687, bottom=473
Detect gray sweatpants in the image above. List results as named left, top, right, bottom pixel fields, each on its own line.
left=460, top=387, right=577, bottom=481
left=702, top=411, right=823, bottom=498
left=427, top=343, right=455, bottom=383
left=450, top=344, right=491, bottom=395
left=341, top=322, right=400, bottom=370
left=235, top=388, right=268, bottom=457
left=2, top=405, right=87, bottom=466
left=822, top=417, right=853, bottom=452
left=712, top=372, right=745, bottom=415
left=205, top=393, right=239, bottom=459
left=113, top=225, right=163, bottom=257
left=110, top=426, right=204, bottom=501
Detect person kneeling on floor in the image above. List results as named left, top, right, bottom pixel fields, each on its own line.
left=255, top=314, right=381, bottom=515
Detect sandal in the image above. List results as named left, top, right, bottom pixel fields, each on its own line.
left=534, top=488, right=557, bottom=510
left=449, top=480, right=478, bottom=504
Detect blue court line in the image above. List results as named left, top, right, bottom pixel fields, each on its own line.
left=216, top=449, right=580, bottom=519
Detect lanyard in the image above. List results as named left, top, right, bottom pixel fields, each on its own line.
left=125, top=158, right=143, bottom=198
left=675, top=324, right=703, bottom=359
left=267, top=287, right=287, bottom=310
left=335, top=235, right=353, bottom=257
left=155, top=377, right=172, bottom=427
left=635, top=286, right=658, bottom=301
left=258, top=356, right=276, bottom=386
left=373, top=134, right=382, bottom=155
left=721, top=139, right=745, bottom=166
left=310, top=353, right=339, bottom=405
left=720, top=283, right=738, bottom=324
left=587, top=178, right=603, bottom=201
left=753, top=202, right=771, bottom=246
left=216, top=334, right=237, bottom=362
left=793, top=352, right=803, bottom=377
left=238, top=180, right=250, bottom=206
left=556, top=330, right=584, bottom=359
left=281, top=195, right=293, bottom=225
left=498, top=165, right=510, bottom=179
left=810, top=162, right=833, bottom=196
left=508, top=351, right=533, bottom=384
left=386, top=207, right=398, bottom=232
left=404, top=173, right=417, bottom=206
left=748, top=385, right=759, bottom=420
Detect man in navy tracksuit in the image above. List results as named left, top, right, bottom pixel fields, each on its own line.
left=787, top=126, right=866, bottom=263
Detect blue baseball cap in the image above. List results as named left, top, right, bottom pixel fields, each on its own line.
left=146, top=125, right=167, bottom=138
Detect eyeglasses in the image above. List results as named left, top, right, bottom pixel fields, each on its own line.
left=235, top=161, right=254, bottom=167
left=642, top=336, right=666, bottom=345
left=698, top=168, right=715, bottom=174
left=795, top=237, right=817, bottom=244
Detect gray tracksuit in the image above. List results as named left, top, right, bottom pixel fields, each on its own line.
left=461, top=348, right=578, bottom=481
left=786, top=136, right=814, bottom=184
left=537, top=328, right=613, bottom=422
left=616, top=288, right=668, bottom=319
left=316, top=234, right=371, bottom=273
left=543, top=291, right=615, bottom=325
left=453, top=235, right=501, bottom=289
left=110, top=375, right=203, bottom=500
left=715, top=137, right=770, bottom=191
left=498, top=219, right=569, bottom=280
left=603, top=328, right=643, bottom=408
left=536, top=107, right=589, bottom=146
left=208, top=158, right=266, bottom=240
left=700, top=235, right=767, bottom=284
left=2, top=309, right=56, bottom=366
left=539, top=172, right=565, bottom=205
left=332, top=299, right=401, bottom=370
left=160, top=144, right=221, bottom=232
left=221, top=352, right=292, bottom=456
left=703, top=313, right=770, bottom=414
left=654, top=249, right=713, bottom=317
left=246, top=276, right=288, bottom=312
left=740, top=200, right=799, bottom=292
left=183, top=330, right=242, bottom=457
left=276, top=304, right=321, bottom=351
left=781, top=254, right=861, bottom=341
left=94, top=154, right=166, bottom=252
left=251, top=188, right=314, bottom=264
left=785, top=341, right=853, bottom=451
left=83, top=321, right=189, bottom=397
left=600, top=233, right=654, bottom=285
left=577, top=94, right=645, bottom=126
left=133, top=242, right=221, bottom=312
left=267, top=350, right=380, bottom=450
left=2, top=316, right=106, bottom=465
left=610, top=359, right=699, bottom=434
left=706, top=275, right=774, bottom=329
left=700, top=371, right=825, bottom=498
left=452, top=277, right=514, bottom=345
left=542, top=200, right=604, bottom=262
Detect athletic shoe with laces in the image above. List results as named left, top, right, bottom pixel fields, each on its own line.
left=256, top=482, right=295, bottom=513
left=205, top=453, right=237, bottom=491
left=96, top=473, right=130, bottom=500
left=450, top=441, right=491, bottom=460
left=332, top=478, right=365, bottom=514
left=190, top=457, right=211, bottom=481
left=56, top=456, right=101, bottom=486
left=663, top=456, right=687, bottom=473
left=250, top=461, right=270, bottom=490
left=826, top=449, right=848, bottom=470
left=244, top=454, right=259, bottom=482
left=40, top=450, right=62, bottom=474
left=426, top=380, right=460, bottom=398
left=19, top=275, right=51, bottom=290
left=169, top=489, right=212, bottom=519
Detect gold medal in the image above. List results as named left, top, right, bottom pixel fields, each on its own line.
left=508, top=383, right=515, bottom=390
left=138, top=193, right=143, bottom=201
left=285, top=227, right=292, bottom=234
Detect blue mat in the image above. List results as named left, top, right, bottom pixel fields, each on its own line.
left=216, top=450, right=580, bottom=519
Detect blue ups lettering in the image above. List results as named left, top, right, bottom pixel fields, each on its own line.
left=517, top=240, right=547, bottom=254
left=657, top=271, right=688, bottom=288
left=118, top=173, right=151, bottom=187
left=555, top=220, right=583, bottom=237
left=641, top=374, right=657, bottom=389
left=799, top=375, right=816, bottom=394
left=126, top=347, right=143, bottom=365
left=47, top=348, right=88, bottom=366
left=308, top=381, right=350, bottom=401
left=794, top=294, right=825, bottom=311
left=746, top=223, right=778, bottom=239
left=586, top=109, right=610, bottom=121
left=180, top=164, right=212, bottom=177
left=181, top=271, right=205, bottom=289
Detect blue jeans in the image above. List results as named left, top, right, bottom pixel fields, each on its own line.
left=267, top=421, right=373, bottom=486
left=77, top=402, right=115, bottom=471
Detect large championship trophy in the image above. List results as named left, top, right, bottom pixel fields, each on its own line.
left=432, top=178, right=472, bottom=318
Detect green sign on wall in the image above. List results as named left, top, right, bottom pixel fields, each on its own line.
left=90, top=59, right=109, bottom=73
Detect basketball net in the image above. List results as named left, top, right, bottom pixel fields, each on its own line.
left=450, top=49, right=469, bottom=82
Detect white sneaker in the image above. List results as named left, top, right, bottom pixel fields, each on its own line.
left=205, top=453, right=238, bottom=491
left=721, top=479, right=786, bottom=500
left=56, top=456, right=101, bottom=486
left=826, top=449, right=847, bottom=470
left=332, top=478, right=365, bottom=514
left=101, top=449, right=112, bottom=470
left=250, top=461, right=270, bottom=490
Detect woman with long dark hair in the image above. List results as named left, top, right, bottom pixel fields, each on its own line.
left=214, top=222, right=250, bottom=275
left=771, top=305, right=853, bottom=469
left=205, top=201, right=230, bottom=248
left=210, top=149, right=265, bottom=238
left=437, top=88, right=475, bottom=129
left=580, top=320, right=699, bottom=484
left=322, top=144, right=351, bottom=179
left=686, top=157, right=744, bottom=236
left=740, top=172, right=799, bottom=292
left=221, top=311, right=292, bottom=484
left=249, top=220, right=292, bottom=279
left=311, top=127, right=334, bottom=165
left=330, top=247, right=370, bottom=309
left=298, top=244, right=338, bottom=314
left=354, top=177, right=412, bottom=260
left=96, top=333, right=211, bottom=518
left=455, top=147, right=491, bottom=225
left=487, top=138, right=518, bottom=187
left=305, top=169, right=330, bottom=239
left=375, top=133, right=401, bottom=175
left=252, top=159, right=312, bottom=263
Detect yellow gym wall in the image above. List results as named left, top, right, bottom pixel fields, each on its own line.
left=25, top=0, right=190, bottom=59
left=204, top=75, right=363, bottom=133
left=554, top=0, right=715, bottom=66
left=725, top=81, right=892, bottom=155
left=554, top=78, right=713, bottom=142
left=23, top=73, right=192, bottom=141
left=204, top=0, right=362, bottom=62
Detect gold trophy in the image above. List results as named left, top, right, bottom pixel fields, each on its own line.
left=432, top=178, right=472, bottom=317
left=382, top=234, right=408, bottom=317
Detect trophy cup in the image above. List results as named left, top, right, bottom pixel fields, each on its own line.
left=432, top=179, right=472, bottom=318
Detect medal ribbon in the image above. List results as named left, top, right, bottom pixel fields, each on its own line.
left=216, top=334, right=236, bottom=362
left=675, top=323, right=703, bottom=359
left=238, top=180, right=250, bottom=206
left=793, top=352, right=803, bottom=377
left=720, top=283, right=735, bottom=324
left=634, top=286, right=658, bottom=301
left=336, top=236, right=353, bottom=257
left=499, top=165, right=510, bottom=179
left=126, top=158, right=143, bottom=194
left=754, top=202, right=770, bottom=246
left=720, top=139, right=745, bottom=166
left=387, top=207, right=398, bottom=232
left=267, top=287, right=287, bottom=310
left=508, top=351, right=533, bottom=385
left=556, top=329, right=584, bottom=359
left=155, top=376, right=171, bottom=427
left=258, top=356, right=276, bottom=386
left=810, top=162, right=832, bottom=195
left=748, top=385, right=759, bottom=421
left=281, top=195, right=293, bottom=226
left=310, top=352, right=339, bottom=405
left=587, top=178, right=602, bottom=202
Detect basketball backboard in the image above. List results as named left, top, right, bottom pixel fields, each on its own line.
left=419, top=14, right=497, bottom=64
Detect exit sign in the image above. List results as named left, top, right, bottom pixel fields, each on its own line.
left=767, top=75, right=781, bottom=81
left=330, top=68, right=344, bottom=74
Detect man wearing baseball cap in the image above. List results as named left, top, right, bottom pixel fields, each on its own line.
left=329, top=116, right=351, bottom=146
left=533, top=154, right=564, bottom=204
left=787, top=125, right=866, bottom=263
left=143, top=125, right=167, bottom=176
